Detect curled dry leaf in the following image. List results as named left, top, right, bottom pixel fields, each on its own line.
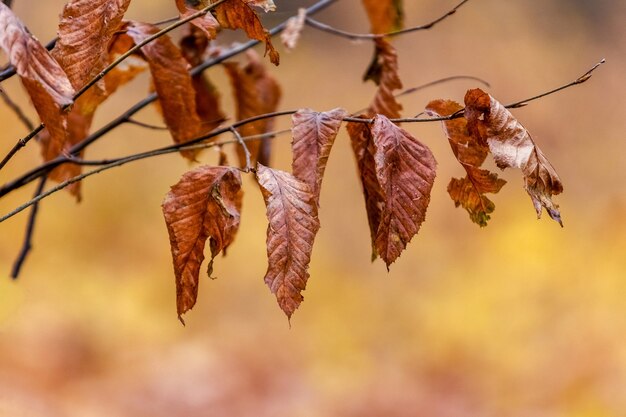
left=371, top=115, right=437, bottom=268
left=162, top=166, right=243, bottom=322
left=367, top=38, right=403, bottom=119
left=245, top=0, right=276, bottom=12
left=224, top=50, right=281, bottom=167
left=281, top=8, right=307, bottom=52
left=0, top=3, right=74, bottom=175
left=214, top=0, right=279, bottom=65
left=126, top=21, right=203, bottom=161
left=256, top=164, right=320, bottom=319
left=180, top=26, right=225, bottom=134
left=347, top=115, right=384, bottom=261
left=175, top=0, right=219, bottom=40
left=291, top=108, right=347, bottom=204
left=361, top=0, right=404, bottom=34
left=425, top=99, right=506, bottom=226
left=464, top=88, right=564, bottom=225
left=53, top=0, right=131, bottom=90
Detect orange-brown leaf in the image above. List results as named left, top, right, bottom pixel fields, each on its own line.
left=0, top=4, right=74, bottom=108
left=291, top=108, right=347, bottom=204
left=256, top=164, right=320, bottom=319
left=53, top=0, right=131, bottom=90
left=224, top=51, right=281, bottom=167
left=175, top=0, right=220, bottom=40
left=361, top=0, right=404, bottom=34
left=281, top=8, right=306, bottom=51
left=426, top=99, right=506, bottom=226
left=214, top=0, right=279, bottom=65
left=126, top=21, right=203, bottom=161
left=347, top=116, right=384, bottom=261
left=464, top=88, right=564, bottom=225
left=162, top=166, right=243, bottom=322
left=367, top=38, right=402, bottom=119
left=371, top=115, right=436, bottom=267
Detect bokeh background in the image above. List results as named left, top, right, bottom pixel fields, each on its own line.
left=1, top=0, right=625, bottom=416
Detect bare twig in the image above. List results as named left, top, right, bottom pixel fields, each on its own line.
left=125, top=118, right=168, bottom=130
left=0, top=86, right=34, bottom=130
left=230, top=127, right=252, bottom=172
left=305, top=0, right=470, bottom=40
left=10, top=177, right=46, bottom=278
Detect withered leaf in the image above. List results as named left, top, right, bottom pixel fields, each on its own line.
left=347, top=115, right=384, bottom=261
left=425, top=99, right=506, bottom=226
left=361, top=0, right=404, bottom=34
left=256, top=163, right=320, bottom=319
left=291, top=108, right=347, bottom=204
left=367, top=38, right=403, bottom=119
left=126, top=21, right=203, bottom=161
left=372, top=115, right=436, bottom=267
left=464, top=88, right=564, bottom=225
left=175, top=0, right=220, bottom=40
left=281, top=8, right=306, bottom=52
left=162, top=165, right=243, bottom=322
left=0, top=4, right=74, bottom=107
left=53, top=0, right=131, bottom=90
left=214, top=0, right=279, bottom=65
left=244, top=0, right=276, bottom=13
left=224, top=50, right=281, bottom=167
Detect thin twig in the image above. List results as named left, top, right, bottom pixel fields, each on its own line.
left=0, top=86, right=34, bottom=130
left=305, top=0, right=470, bottom=40
left=0, top=0, right=339, bottom=196
left=125, top=118, right=168, bottom=130
left=11, top=176, right=46, bottom=278
left=230, top=127, right=252, bottom=172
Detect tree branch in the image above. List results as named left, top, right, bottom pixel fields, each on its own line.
left=0, top=86, right=34, bottom=130
left=305, top=0, right=470, bottom=40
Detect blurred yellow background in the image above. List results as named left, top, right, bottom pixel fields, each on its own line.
left=1, top=0, right=625, bottom=416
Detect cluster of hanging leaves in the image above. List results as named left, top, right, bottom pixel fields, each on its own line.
left=0, top=0, right=564, bottom=322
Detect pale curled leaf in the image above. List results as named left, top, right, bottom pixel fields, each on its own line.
left=464, top=88, right=564, bottom=225
left=281, top=8, right=306, bottom=52
left=425, top=99, right=506, bottom=226
left=163, top=166, right=243, bottom=322
left=372, top=115, right=437, bottom=267
left=291, top=108, right=347, bottom=204
left=126, top=21, right=203, bottom=161
left=347, top=116, right=384, bottom=261
left=245, top=0, right=276, bottom=12
left=224, top=50, right=281, bottom=167
left=0, top=3, right=74, bottom=107
left=256, top=164, right=320, bottom=319
left=53, top=0, right=131, bottom=89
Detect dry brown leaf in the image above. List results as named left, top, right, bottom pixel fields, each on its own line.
left=127, top=21, right=203, bottom=161
left=0, top=4, right=74, bottom=107
left=281, top=8, right=306, bottom=52
left=425, top=99, right=506, bottom=226
left=367, top=38, right=403, bottom=119
left=162, top=165, right=243, bottom=322
left=0, top=4, right=74, bottom=174
left=214, top=0, right=279, bottom=65
left=53, top=0, right=131, bottom=90
left=371, top=115, right=437, bottom=267
left=176, top=0, right=220, bottom=40
left=347, top=115, right=384, bottom=261
left=361, top=0, right=404, bottom=34
left=464, top=88, right=564, bottom=225
left=224, top=50, right=281, bottom=167
left=256, top=163, right=320, bottom=319
left=244, top=0, right=276, bottom=12
left=291, top=108, right=347, bottom=204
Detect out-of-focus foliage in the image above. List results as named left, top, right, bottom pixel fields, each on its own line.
left=1, top=0, right=625, bottom=416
